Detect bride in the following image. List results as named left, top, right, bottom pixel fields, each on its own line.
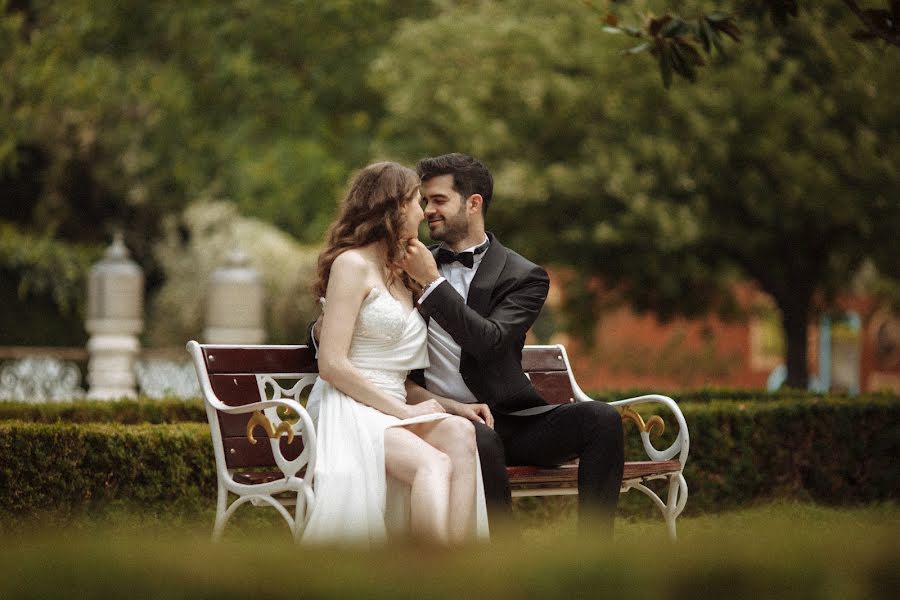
left=302, top=161, right=488, bottom=545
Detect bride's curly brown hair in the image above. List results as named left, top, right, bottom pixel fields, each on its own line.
left=312, top=162, right=422, bottom=301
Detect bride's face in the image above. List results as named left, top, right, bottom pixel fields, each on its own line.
left=401, top=190, right=424, bottom=238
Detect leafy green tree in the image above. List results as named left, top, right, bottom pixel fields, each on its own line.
left=372, top=0, right=899, bottom=387
left=1, top=0, right=428, bottom=341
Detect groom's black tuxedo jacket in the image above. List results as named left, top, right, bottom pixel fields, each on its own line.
left=411, top=233, right=551, bottom=415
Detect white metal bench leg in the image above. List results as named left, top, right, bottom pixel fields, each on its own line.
left=212, top=484, right=229, bottom=542
left=663, top=473, right=689, bottom=542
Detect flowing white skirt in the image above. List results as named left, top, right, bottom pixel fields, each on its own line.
left=301, top=370, right=489, bottom=545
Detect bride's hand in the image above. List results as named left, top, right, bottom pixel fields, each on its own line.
left=401, top=238, right=441, bottom=286
left=403, top=399, right=447, bottom=418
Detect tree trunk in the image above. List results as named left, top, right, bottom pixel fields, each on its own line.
left=780, top=299, right=811, bottom=389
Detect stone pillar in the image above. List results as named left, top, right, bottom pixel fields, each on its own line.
left=86, top=233, right=144, bottom=399
left=204, top=248, right=265, bottom=344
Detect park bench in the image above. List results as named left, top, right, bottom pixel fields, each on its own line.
left=187, top=341, right=689, bottom=542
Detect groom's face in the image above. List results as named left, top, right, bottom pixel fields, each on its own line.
left=421, top=174, right=469, bottom=244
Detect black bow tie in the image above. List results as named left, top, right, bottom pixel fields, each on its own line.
left=436, top=243, right=488, bottom=269
left=436, top=248, right=475, bottom=268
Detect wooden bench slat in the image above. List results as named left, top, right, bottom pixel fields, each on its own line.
left=203, top=346, right=317, bottom=375
left=507, top=460, right=681, bottom=487
left=231, top=460, right=682, bottom=487
left=623, top=460, right=682, bottom=479
left=521, top=347, right=568, bottom=371
left=210, top=374, right=264, bottom=438
left=209, top=374, right=261, bottom=406
left=223, top=436, right=306, bottom=469
left=233, top=471, right=287, bottom=485
left=527, top=371, right=575, bottom=405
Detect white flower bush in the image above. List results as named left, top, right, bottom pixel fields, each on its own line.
left=148, top=200, right=321, bottom=346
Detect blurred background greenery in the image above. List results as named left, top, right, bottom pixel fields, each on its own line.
left=1, top=0, right=898, bottom=386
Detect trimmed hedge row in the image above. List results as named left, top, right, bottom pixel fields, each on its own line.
left=1, top=396, right=896, bottom=521
left=0, top=398, right=206, bottom=424
left=2, top=391, right=892, bottom=424
left=0, top=422, right=215, bottom=518
left=594, top=389, right=898, bottom=404
left=675, top=396, right=898, bottom=511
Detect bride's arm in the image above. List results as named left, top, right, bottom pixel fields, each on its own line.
left=405, top=379, right=493, bottom=428
left=318, top=251, right=444, bottom=420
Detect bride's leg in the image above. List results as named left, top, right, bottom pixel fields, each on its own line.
left=383, top=426, right=452, bottom=544
left=410, top=417, right=478, bottom=543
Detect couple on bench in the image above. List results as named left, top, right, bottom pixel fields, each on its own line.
left=303, top=153, right=624, bottom=545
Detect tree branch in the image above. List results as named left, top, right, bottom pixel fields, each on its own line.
left=841, top=0, right=900, bottom=46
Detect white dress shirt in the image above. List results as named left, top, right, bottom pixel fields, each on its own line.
left=418, top=237, right=489, bottom=404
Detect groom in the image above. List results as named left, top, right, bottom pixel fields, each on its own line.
left=401, top=153, right=625, bottom=533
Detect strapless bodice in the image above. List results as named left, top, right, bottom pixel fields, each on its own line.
left=326, top=287, right=429, bottom=378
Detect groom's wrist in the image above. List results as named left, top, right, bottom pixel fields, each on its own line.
left=418, top=276, right=445, bottom=303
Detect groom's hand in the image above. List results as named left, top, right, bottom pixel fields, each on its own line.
left=442, top=398, right=494, bottom=429
left=402, top=238, right=441, bottom=286
left=462, top=403, right=495, bottom=429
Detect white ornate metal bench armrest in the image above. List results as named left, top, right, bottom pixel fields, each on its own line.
left=555, top=345, right=690, bottom=541
left=187, top=340, right=318, bottom=542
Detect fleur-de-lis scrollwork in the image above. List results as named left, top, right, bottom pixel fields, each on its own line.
left=276, top=405, right=299, bottom=423
left=246, top=411, right=295, bottom=445
left=620, top=407, right=665, bottom=437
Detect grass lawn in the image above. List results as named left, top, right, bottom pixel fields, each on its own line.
left=2, top=501, right=896, bottom=599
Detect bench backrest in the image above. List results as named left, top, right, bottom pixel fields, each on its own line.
left=198, top=345, right=318, bottom=469
left=194, top=344, right=576, bottom=470
left=522, top=345, right=577, bottom=406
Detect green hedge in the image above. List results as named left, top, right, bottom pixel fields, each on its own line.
left=0, top=397, right=206, bottom=423
left=1, top=391, right=891, bottom=423
left=1, top=396, right=897, bottom=521
left=591, top=389, right=897, bottom=404
left=676, top=396, right=898, bottom=511
left=0, top=422, right=215, bottom=519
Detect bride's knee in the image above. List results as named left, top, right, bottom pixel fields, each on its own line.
left=418, top=450, right=452, bottom=479
left=440, top=416, right=477, bottom=452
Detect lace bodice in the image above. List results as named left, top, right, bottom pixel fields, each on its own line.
left=355, top=287, right=415, bottom=341
left=320, top=287, right=429, bottom=381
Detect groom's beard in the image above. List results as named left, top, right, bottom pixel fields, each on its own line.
left=428, top=205, right=469, bottom=244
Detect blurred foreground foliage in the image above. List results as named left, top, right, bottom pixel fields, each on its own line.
left=0, top=502, right=897, bottom=599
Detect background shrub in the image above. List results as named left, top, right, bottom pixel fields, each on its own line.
left=0, top=397, right=206, bottom=424
left=0, top=422, right=214, bottom=520
left=1, top=393, right=896, bottom=522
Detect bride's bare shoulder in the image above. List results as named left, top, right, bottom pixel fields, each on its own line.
left=330, top=247, right=376, bottom=279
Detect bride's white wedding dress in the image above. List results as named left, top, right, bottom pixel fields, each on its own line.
left=302, top=287, right=489, bottom=544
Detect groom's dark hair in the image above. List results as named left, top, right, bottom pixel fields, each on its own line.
left=417, top=153, right=493, bottom=215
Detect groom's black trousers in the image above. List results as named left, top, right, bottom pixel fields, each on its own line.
left=473, top=401, right=625, bottom=532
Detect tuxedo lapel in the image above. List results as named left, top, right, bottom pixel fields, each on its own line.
left=467, top=232, right=506, bottom=316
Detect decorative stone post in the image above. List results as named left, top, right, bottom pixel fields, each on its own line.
left=86, top=233, right=144, bottom=399
left=204, top=248, right=265, bottom=344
